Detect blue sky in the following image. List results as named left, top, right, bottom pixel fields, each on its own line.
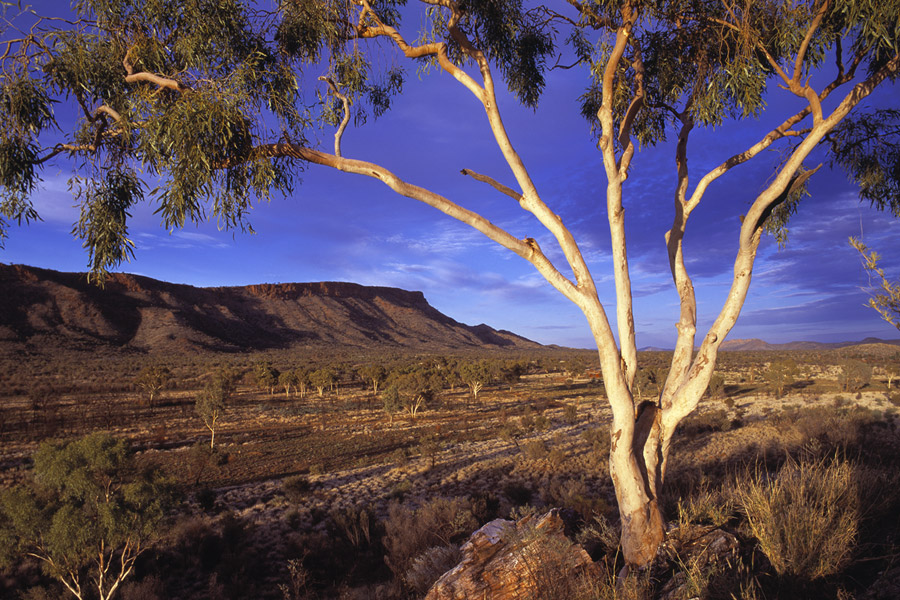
left=2, top=3, right=899, bottom=349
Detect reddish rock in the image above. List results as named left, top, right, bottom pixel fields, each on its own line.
left=425, top=510, right=598, bottom=600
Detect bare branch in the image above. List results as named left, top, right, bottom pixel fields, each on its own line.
left=124, top=71, right=187, bottom=92
left=460, top=168, right=522, bottom=201
left=252, top=143, right=584, bottom=305
left=597, top=5, right=639, bottom=392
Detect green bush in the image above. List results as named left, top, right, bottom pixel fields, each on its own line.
left=0, top=433, right=175, bottom=600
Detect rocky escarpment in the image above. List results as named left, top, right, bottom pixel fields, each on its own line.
left=0, top=263, right=539, bottom=353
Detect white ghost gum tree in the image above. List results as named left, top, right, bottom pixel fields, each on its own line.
left=1, top=0, right=899, bottom=567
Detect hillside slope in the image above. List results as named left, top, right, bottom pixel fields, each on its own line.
left=0, top=264, right=540, bottom=353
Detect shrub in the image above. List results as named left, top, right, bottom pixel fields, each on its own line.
left=382, top=497, right=478, bottom=580
left=195, top=486, right=217, bottom=512
left=403, top=544, right=462, bottom=595
left=678, top=408, right=733, bottom=436
left=734, top=456, right=858, bottom=580
left=522, top=439, right=549, bottom=460
left=282, top=475, right=311, bottom=503
left=519, top=408, right=536, bottom=432
left=534, top=413, right=551, bottom=431
left=562, top=403, right=578, bottom=424
left=543, top=478, right=607, bottom=522
left=388, top=478, right=413, bottom=500
left=329, top=504, right=376, bottom=549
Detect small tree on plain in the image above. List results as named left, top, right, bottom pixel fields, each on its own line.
left=382, top=385, right=402, bottom=428
left=279, top=370, right=298, bottom=398
left=135, top=365, right=170, bottom=413
left=459, top=360, right=494, bottom=405
left=766, top=359, right=798, bottom=399
left=196, top=368, right=236, bottom=449
left=0, top=433, right=174, bottom=600
left=884, top=364, right=899, bottom=390
left=358, top=363, right=387, bottom=395
left=255, top=362, right=280, bottom=396
left=839, top=359, right=873, bottom=393
left=386, top=367, right=442, bottom=419
left=293, top=367, right=311, bottom=398
left=309, top=368, right=336, bottom=398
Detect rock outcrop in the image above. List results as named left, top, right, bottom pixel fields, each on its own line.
left=425, top=510, right=597, bottom=600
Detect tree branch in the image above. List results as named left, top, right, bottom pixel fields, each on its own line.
left=124, top=71, right=187, bottom=92
left=792, top=0, right=830, bottom=87
left=597, top=6, right=639, bottom=393
left=460, top=168, right=522, bottom=201
left=251, top=143, right=584, bottom=305
left=318, top=76, right=351, bottom=157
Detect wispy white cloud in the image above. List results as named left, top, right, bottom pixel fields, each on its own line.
left=134, top=230, right=231, bottom=250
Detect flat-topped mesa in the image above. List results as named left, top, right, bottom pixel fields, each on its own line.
left=0, top=263, right=539, bottom=353
left=241, top=281, right=429, bottom=305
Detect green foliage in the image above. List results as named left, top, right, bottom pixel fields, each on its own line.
left=0, top=433, right=174, bottom=600
left=851, top=237, right=900, bottom=330
left=829, top=110, right=900, bottom=216
left=358, top=363, right=387, bottom=394
left=458, top=359, right=495, bottom=401
left=72, top=167, right=143, bottom=281
left=254, top=361, right=280, bottom=394
left=0, top=0, right=897, bottom=276
left=385, top=364, right=443, bottom=416
left=309, top=366, right=335, bottom=396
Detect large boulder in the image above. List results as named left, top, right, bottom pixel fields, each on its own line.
left=425, top=509, right=598, bottom=600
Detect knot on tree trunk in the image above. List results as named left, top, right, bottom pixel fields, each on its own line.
left=425, top=509, right=598, bottom=600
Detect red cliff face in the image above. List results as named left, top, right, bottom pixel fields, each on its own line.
left=0, top=263, right=539, bottom=353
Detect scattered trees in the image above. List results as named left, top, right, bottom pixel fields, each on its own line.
left=293, top=367, right=312, bottom=398
left=2, top=0, right=898, bottom=567
left=385, top=366, right=443, bottom=420
left=278, top=369, right=298, bottom=398
left=0, top=433, right=174, bottom=600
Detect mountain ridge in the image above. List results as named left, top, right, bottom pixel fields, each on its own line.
left=0, top=263, right=540, bottom=353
